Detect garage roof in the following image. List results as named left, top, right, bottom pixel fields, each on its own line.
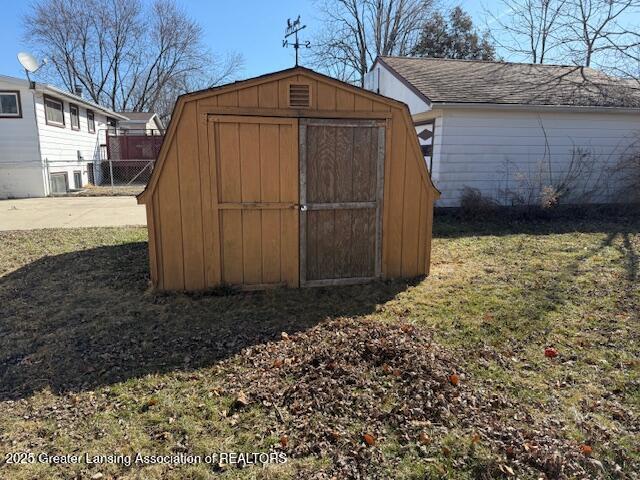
left=377, top=56, right=640, bottom=109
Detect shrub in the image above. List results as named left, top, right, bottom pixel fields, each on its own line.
left=459, top=186, right=498, bottom=217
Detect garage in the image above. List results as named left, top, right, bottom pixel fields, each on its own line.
left=138, top=67, right=440, bottom=291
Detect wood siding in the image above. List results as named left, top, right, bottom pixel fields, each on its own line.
left=141, top=68, right=437, bottom=290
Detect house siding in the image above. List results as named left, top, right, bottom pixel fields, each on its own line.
left=365, top=64, right=430, bottom=114
left=35, top=91, right=109, bottom=191
left=367, top=61, right=640, bottom=207
left=435, top=108, right=640, bottom=207
left=0, top=82, right=45, bottom=198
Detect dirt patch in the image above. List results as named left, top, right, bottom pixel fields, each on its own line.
left=72, top=185, right=145, bottom=196
left=220, top=318, right=600, bottom=479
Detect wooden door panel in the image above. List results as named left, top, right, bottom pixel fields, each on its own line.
left=209, top=116, right=299, bottom=288
left=305, top=208, right=376, bottom=281
left=301, top=119, right=384, bottom=286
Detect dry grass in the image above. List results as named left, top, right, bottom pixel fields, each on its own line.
left=0, top=214, right=638, bottom=479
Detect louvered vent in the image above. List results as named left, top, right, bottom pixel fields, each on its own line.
left=289, top=83, right=310, bottom=108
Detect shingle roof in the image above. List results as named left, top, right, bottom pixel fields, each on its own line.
left=379, top=56, right=640, bottom=108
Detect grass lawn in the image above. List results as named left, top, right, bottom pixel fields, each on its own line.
left=0, top=214, right=638, bottom=479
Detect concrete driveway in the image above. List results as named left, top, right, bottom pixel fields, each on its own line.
left=0, top=197, right=146, bottom=231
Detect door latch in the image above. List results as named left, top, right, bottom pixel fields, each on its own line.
left=300, top=204, right=308, bottom=211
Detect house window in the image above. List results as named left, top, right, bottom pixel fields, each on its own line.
left=44, top=95, right=65, bottom=127
left=70, top=103, right=80, bottom=130
left=49, top=172, right=69, bottom=194
left=73, top=170, right=82, bottom=189
left=87, top=109, right=95, bottom=133
left=0, top=90, right=21, bottom=118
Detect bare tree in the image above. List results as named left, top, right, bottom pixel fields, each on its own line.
left=485, top=0, right=567, bottom=64
left=311, top=0, right=435, bottom=85
left=24, top=0, right=242, bottom=120
left=563, top=0, right=640, bottom=67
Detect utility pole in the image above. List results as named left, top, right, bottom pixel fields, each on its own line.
left=283, top=15, right=310, bottom=66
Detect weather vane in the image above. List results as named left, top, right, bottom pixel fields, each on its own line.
left=283, top=15, right=310, bottom=67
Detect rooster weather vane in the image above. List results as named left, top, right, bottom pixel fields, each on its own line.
left=283, top=15, right=310, bottom=67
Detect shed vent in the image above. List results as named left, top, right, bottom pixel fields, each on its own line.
left=289, top=83, right=311, bottom=108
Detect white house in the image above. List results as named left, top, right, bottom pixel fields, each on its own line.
left=0, top=74, right=129, bottom=198
left=366, top=57, right=640, bottom=207
left=117, top=111, right=165, bottom=133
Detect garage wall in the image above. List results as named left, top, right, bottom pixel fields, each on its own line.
left=435, top=108, right=640, bottom=207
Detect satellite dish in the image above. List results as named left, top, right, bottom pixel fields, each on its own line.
left=17, top=52, right=42, bottom=73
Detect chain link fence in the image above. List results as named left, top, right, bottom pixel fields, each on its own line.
left=44, top=129, right=163, bottom=197
left=45, top=158, right=155, bottom=196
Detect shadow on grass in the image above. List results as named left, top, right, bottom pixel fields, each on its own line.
left=0, top=243, right=411, bottom=401
left=433, top=208, right=640, bottom=239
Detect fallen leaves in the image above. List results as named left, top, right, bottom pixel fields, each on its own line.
left=233, top=391, right=249, bottom=409
left=219, top=318, right=609, bottom=478
left=418, top=432, right=431, bottom=445
left=580, top=444, right=593, bottom=456
left=544, top=347, right=559, bottom=358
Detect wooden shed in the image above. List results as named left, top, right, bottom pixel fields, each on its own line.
left=137, top=67, right=440, bottom=291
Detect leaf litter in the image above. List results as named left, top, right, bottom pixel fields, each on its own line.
left=219, top=317, right=604, bottom=479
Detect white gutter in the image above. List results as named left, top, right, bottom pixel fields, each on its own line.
left=430, top=102, right=640, bottom=114
left=33, top=84, right=128, bottom=120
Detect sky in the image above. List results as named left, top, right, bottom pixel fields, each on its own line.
left=1, top=0, right=637, bottom=84
left=0, top=0, right=487, bottom=82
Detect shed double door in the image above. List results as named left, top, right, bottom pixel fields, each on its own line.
left=210, top=115, right=384, bottom=288
left=299, top=119, right=385, bottom=287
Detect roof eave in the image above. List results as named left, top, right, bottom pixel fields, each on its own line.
left=37, top=85, right=128, bottom=120
left=371, top=56, right=433, bottom=106
left=431, top=101, right=640, bottom=114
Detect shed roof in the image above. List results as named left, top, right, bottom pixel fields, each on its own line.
left=377, top=56, right=640, bottom=109
left=139, top=66, right=439, bottom=203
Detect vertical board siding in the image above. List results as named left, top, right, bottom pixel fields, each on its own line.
left=258, top=82, right=279, bottom=108
left=242, top=210, right=263, bottom=283
left=157, top=141, right=185, bottom=290
left=197, top=102, right=219, bottom=287
left=260, top=124, right=280, bottom=201
left=238, top=86, right=258, bottom=107
left=336, top=89, right=355, bottom=111
left=176, top=101, right=205, bottom=289
left=145, top=201, right=158, bottom=288
left=152, top=192, right=164, bottom=289
left=218, top=122, right=241, bottom=202
left=221, top=210, right=243, bottom=284
left=261, top=210, right=281, bottom=283
left=385, top=108, right=407, bottom=277
left=239, top=123, right=261, bottom=201
left=316, top=81, right=337, bottom=110
left=145, top=71, right=436, bottom=290
left=400, top=131, right=421, bottom=277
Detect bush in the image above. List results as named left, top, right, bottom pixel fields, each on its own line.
left=459, top=186, right=498, bottom=217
